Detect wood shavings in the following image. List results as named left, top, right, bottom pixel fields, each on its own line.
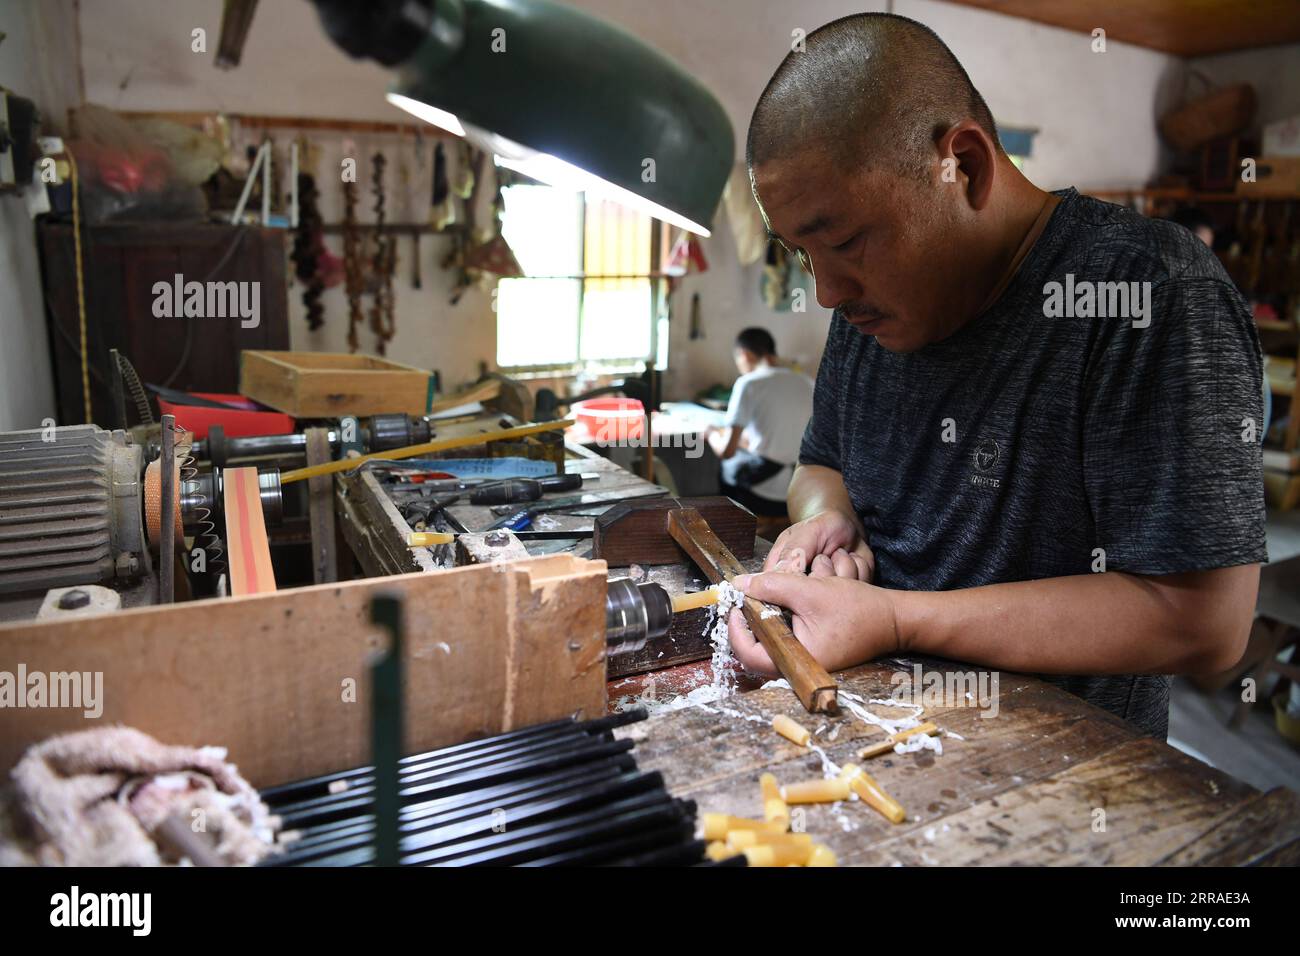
left=612, top=682, right=731, bottom=717
left=829, top=801, right=859, bottom=833
left=894, top=732, right=943, bottom=756
left=838, top=689, right=924, bottom=737
left=807, top=741, right=841, bottom=778
left=711, top=705, right=768, bottom=724
left=860, top=721, right=940, bottom=759
left=704, top=581, right=746, bottom=700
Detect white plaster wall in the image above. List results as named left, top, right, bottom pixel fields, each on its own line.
left=71, top=0, right=1187, bottom=400
left=1186, top=42, right=1300, bottom=130
left=0, top=0, right=81, bottom=430
left=566, top=0, right=1184, bottom=394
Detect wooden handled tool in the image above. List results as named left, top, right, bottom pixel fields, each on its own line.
left=666, top=508, right=838, bottom=714
left=279, top=418, right=571, bottom=485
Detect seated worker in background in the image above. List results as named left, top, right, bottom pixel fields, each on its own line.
left=1167, top=206, right=1215, bottom=248
left=707, top=327, right=814, bottom=519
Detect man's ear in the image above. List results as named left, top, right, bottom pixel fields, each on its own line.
left=937, top=121, right=997, bottom=211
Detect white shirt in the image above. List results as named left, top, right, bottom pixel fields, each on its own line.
left=724, top=363, right=815, bottom=500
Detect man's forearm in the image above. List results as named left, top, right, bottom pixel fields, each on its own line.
left=891, top=565, right=1258, bottom=677
left=786, top=463, right=860, bottom=526
left=708, top=426, right=742, bottom=460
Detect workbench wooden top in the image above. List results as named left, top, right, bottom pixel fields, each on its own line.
left=611, top=657, right=1300, bottom=866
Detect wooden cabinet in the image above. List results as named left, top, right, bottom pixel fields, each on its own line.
left=1087, top=188, right=1300, bottom=507
left=37, top=221, right=290, bottom=427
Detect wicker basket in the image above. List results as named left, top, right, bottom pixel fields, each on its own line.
left=1159, top=80, right=1257, bottom=152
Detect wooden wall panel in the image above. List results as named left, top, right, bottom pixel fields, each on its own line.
left=37, top=222, right=290, bottom=428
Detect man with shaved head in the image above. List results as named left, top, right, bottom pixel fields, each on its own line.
left=728, top=14, right=1265, bottom=738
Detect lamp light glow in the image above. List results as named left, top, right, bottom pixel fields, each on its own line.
left=387, top=91, right=713, bottom=236
left=372, top=0, right=731, bottom=238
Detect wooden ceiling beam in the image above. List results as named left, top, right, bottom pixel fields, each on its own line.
left=940, top=0, right=1300, bottom=57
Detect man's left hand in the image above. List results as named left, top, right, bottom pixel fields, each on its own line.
left=726, top=571, right=901, bottom=675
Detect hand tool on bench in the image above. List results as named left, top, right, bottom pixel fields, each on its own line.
left=668, top=508, right=838, bottom=713
left=484, top=489, right=666, bottom=532
left=593, top=497, right=838, bottom=714
left=467, top=474, right=586, bottom=505
left=278, top=419, right=573, bottom=485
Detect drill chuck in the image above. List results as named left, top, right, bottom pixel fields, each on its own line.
left=605, top=579, right=672, bottom=657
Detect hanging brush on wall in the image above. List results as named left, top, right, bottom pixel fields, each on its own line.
left=369, top=152, right=397, bottom=355
left=342, top=176, right=365, bottom=353
left=290, top=171, right=325, bottom=330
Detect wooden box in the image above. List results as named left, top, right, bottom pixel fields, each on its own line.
left=240, top=350, right=433, bottom=418
left=1237, top=156, right=1300, bottom=198
left=1264, top=470, right=1300, bottom=511
left=0, top=556, right=608, bottom=787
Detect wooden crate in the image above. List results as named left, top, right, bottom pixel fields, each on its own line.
left=240, top=350, right=433, bottom=417
left=1265, top=470, right=1300, bottom=511
left=1237, top=155, right=1300, bottom=198
left=0, top=555, right=608, bottom=787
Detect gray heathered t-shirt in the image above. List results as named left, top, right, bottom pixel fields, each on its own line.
left=799, top=188, right=1268, bottom=739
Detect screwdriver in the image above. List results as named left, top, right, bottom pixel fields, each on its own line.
left=468, top=474, right=585, bottom=505
left=484, top=492, right=627, bottom=532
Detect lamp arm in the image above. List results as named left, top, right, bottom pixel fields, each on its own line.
left=311, top=0, right=465, bottom=67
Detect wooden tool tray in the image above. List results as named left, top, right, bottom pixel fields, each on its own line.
left=240, top=350, right=433, bottom=417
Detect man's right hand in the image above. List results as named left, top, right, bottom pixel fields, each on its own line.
left=763, top=509, right=875, bottom=582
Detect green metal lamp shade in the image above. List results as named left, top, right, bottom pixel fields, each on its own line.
left=385, top=0, right=734, bottom=235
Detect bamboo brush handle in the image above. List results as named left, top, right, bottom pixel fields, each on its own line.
left=667, top=508, right=838, bottom=713
left=279, top=419, right=573, bottom=485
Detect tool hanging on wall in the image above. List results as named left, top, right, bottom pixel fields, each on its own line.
left=396, top=137, right=421, bottom=291
left=461, top=170, right=524, bottom=278
left=369, top=152, right=397, bottom=354
left=291, top=171, right=326, bottom=329
left=453, top=140, right=476, bottom=199
left=443, top=146, right=486, bottom=305
left=761, top=240, right=794, bottom=309
left=431, top=141, right=454, bottom=231
left=342, top=176, right=365, bottom=352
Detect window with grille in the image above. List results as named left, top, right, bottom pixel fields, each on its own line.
left=496, top=184, right=667, bottom=371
